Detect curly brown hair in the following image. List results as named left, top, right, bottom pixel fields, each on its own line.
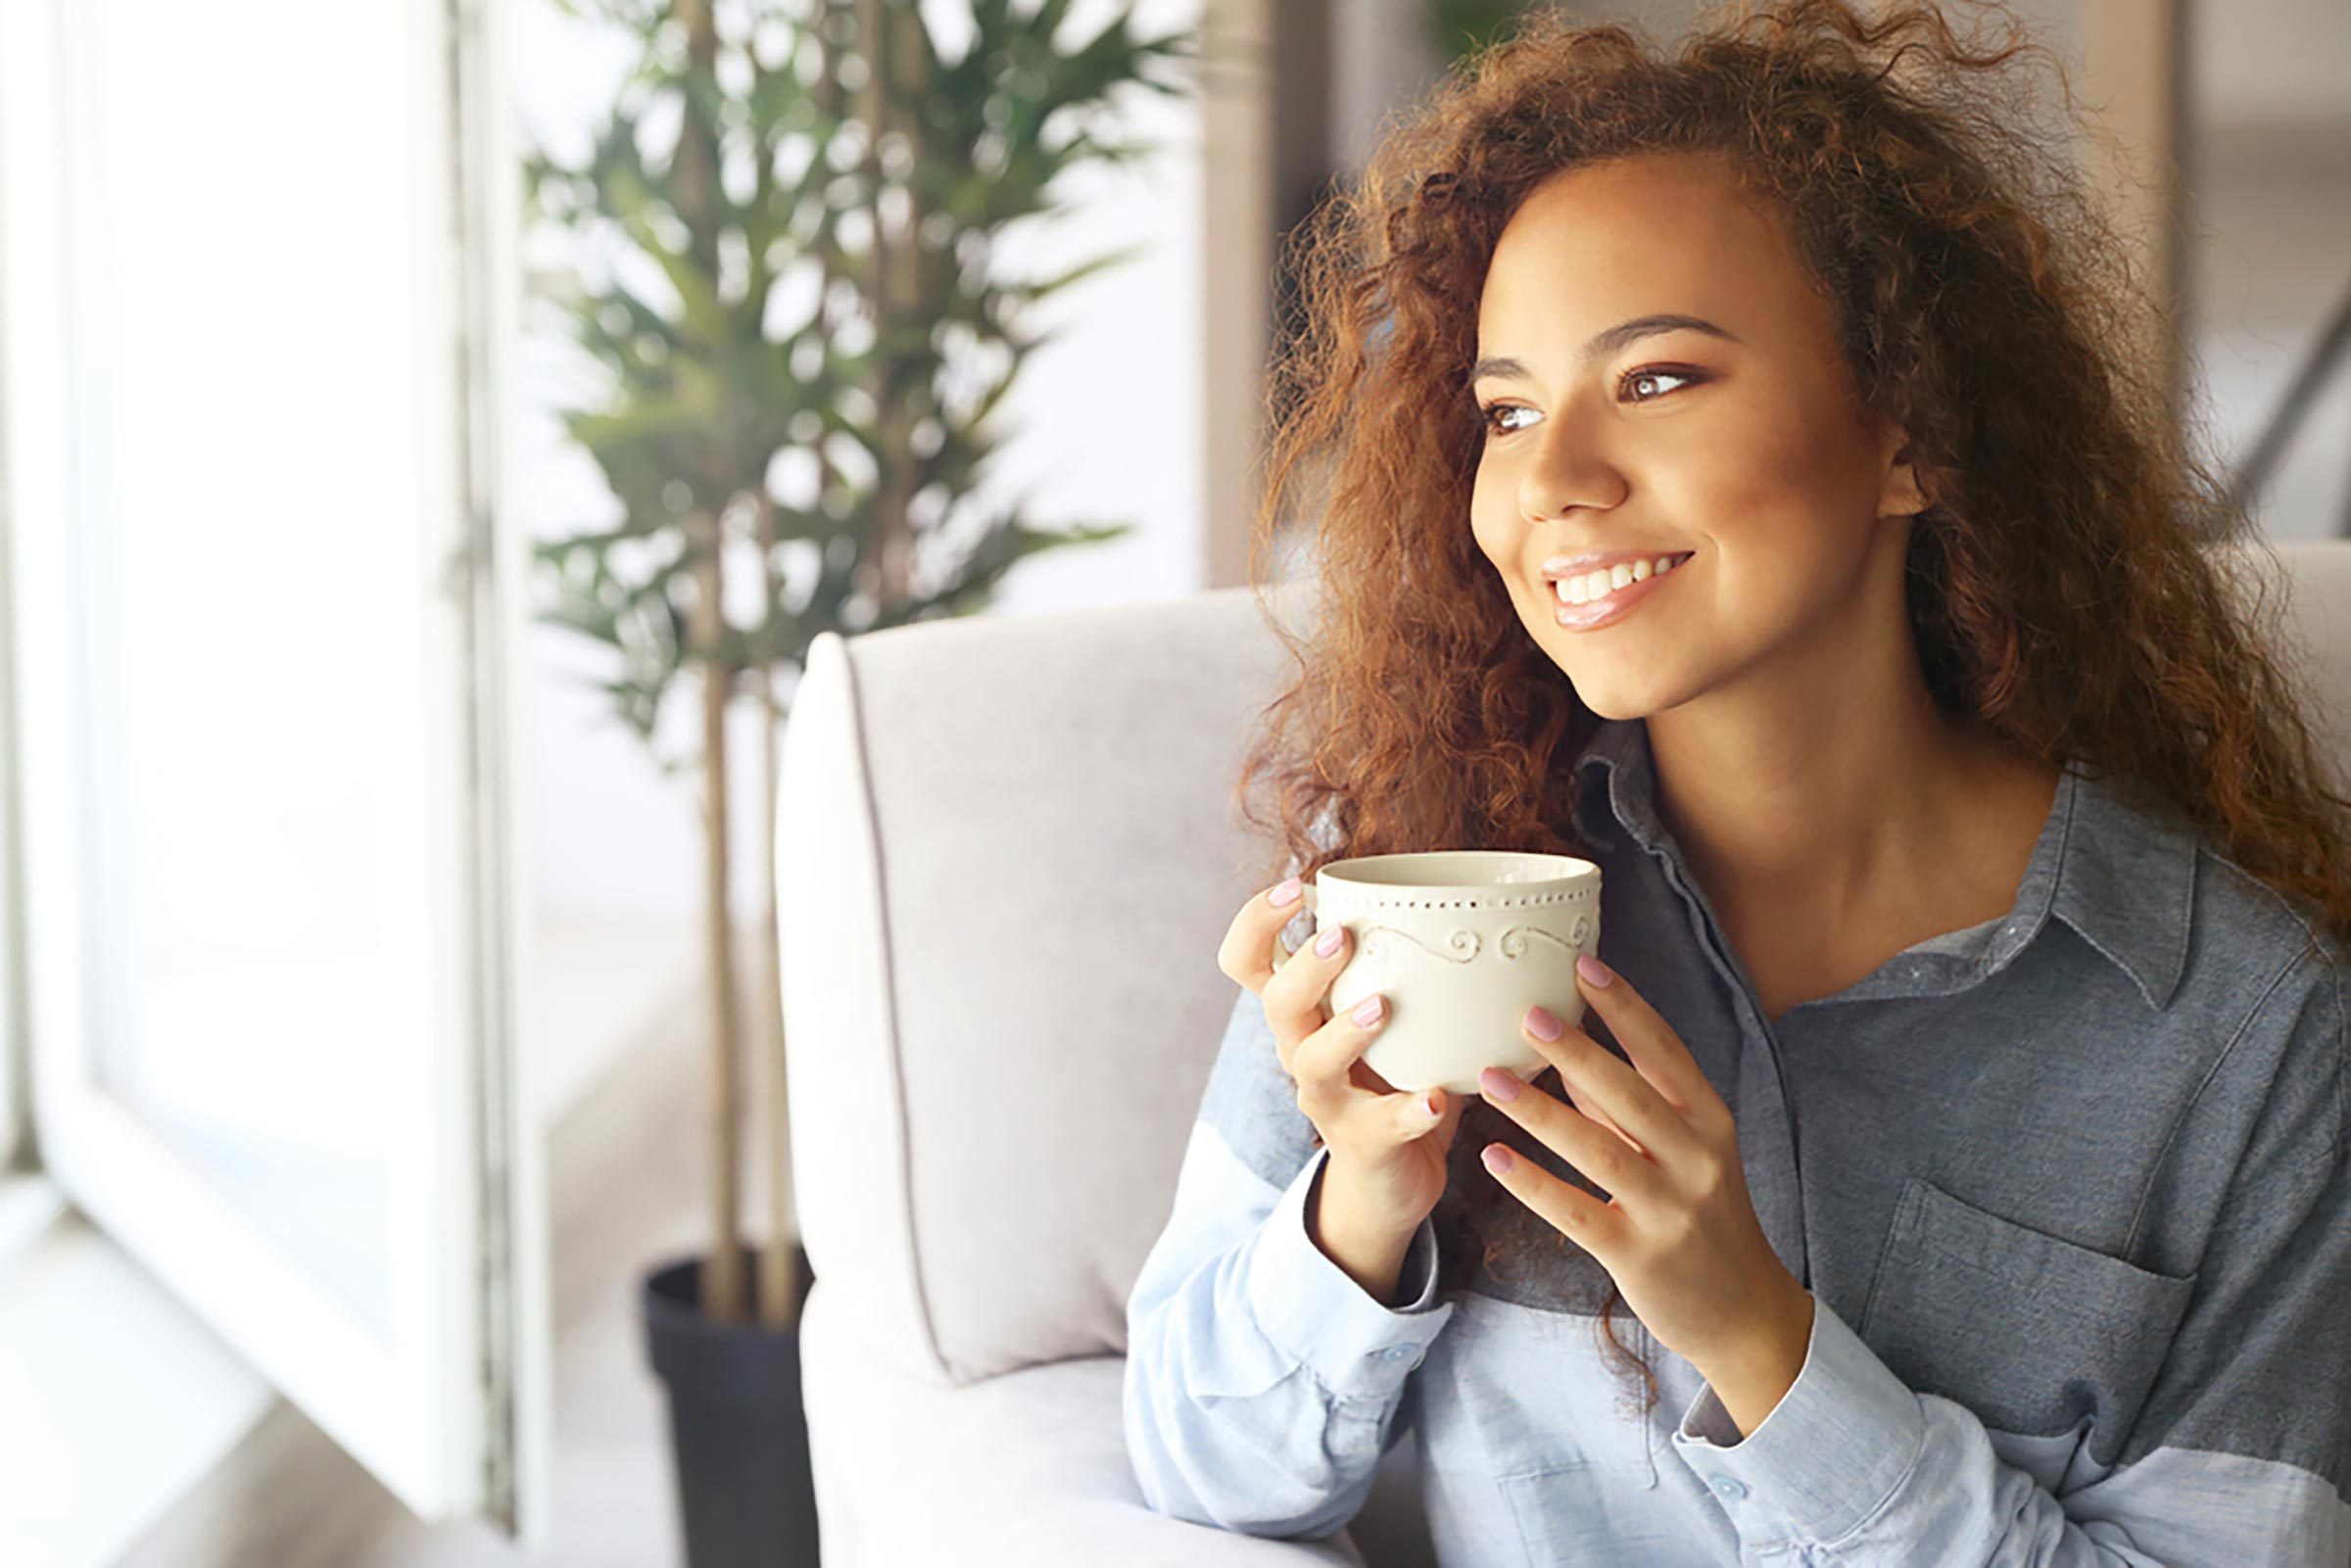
left=1233, top=0, right=2351, bottom=1414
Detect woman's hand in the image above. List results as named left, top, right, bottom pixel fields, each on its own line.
left=1217, top=877, right=1469, bottom=1237
left=1474, top=952, right=1814, bottom=1427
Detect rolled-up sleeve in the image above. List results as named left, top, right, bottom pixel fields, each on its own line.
left=1122, top=988, right=1458, bottom=1539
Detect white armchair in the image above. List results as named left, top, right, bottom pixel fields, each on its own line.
left=777, top=578, right=1437, bottom=1566
left=774, top=542, right=2351, bottom=1567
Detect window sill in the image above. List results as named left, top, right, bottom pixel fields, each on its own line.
left=0, top=1182, right=272, bottom=1567
left=0, top=1172, right=68, bottom=1267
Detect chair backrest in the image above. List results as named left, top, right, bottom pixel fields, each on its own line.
left=778, top=540, right=2351, bottom=1389
left=780, top=580, right=1319, bottom=1386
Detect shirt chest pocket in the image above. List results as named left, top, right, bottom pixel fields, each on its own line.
left=1858, top=1174, right=2200, bottom=1442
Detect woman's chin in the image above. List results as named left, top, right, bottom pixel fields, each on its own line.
left=1561, top=671, right=1687, bottom=724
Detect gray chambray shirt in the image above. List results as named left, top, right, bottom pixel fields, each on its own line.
left=1123, top=714, right=2351, bottom=1563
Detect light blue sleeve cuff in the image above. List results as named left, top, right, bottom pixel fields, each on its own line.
left=1244, top=1144, right=1457, bottom=1402
left=1668, top=1295, right=1927, bottom=1544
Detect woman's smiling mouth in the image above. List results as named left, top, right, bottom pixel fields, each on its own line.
left=1550, top=550, right=1694, bottom=630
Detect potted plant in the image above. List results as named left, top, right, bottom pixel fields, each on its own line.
left=520, top=0, right=1198, bottom=1561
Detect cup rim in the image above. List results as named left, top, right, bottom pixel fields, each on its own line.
left=1317, top=849, right=1598, bottom=895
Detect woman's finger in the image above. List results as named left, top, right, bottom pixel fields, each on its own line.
left=1559, top=1076, right=1646, bottom=1155
left=1291, top=989, right=1386, bottom=1104
left=1216, top=878, right=1310, bottom=997
left=1390, top=1082, right=1451, bottom=1143
left=1263, top=912, right=1352, bottom=1065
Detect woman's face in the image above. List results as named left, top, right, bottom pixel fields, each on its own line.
left=1468, top=150, right=1923, bottom=718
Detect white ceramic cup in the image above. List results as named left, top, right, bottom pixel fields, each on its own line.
left=1277, top=850, right=1602, bottom=1099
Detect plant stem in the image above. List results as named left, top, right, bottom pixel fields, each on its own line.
left=690, top=500, right=745, bottom=1326
left=752, top=491, right=796, bottom=1330
left=675, top=0, right=744, bottom=1329
left=857, top=0, right=916, bottom=603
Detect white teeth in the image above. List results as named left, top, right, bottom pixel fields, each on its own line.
left=1556, top=554, right=1687, bottom=606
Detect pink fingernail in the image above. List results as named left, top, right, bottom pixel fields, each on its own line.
left=1524, top=1006, right=1561, bottom=1041
left=1270, top=877, right=1302, bottom=906
left=1577, top=953, right=1612, bottom=987
left=1483, top=1145, right=1514, bottom=1175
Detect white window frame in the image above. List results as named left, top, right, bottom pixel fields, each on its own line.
left=0, top=0, right=547, bottom=1537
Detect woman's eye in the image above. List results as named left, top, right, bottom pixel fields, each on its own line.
left=1479, top=403, right=1531, bottom=437
left=1621, top=366, right=1703, bottom=403
left=1477, top=367, right=1704, bottom=438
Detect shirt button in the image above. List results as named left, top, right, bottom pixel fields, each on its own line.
left=1380, top=1345, right=1415, bottom=1362
left=1709, top=1475, right=1750, bottom=1501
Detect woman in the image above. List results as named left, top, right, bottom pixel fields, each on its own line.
left=1122, top=2, right=2351, bottom=1563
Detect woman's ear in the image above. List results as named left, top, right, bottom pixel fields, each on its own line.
left=1877, top=424, right=1930, bottom=519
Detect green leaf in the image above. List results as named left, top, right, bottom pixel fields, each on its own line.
left=998, top=240, right=1147, bottom=307
left=529, top=0, right=1193, bottom=773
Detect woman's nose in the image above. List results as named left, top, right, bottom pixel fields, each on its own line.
left=1519, top=415, right=1629, bottom=520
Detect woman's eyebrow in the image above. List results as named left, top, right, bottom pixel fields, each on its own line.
left=1470, top=313, right=1743, bottom=386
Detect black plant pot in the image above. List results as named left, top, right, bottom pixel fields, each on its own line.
left=640, top=1244, right=822, bottom=1568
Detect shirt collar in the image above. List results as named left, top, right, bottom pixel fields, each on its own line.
left=1571, top=717, right=2195, bottom=1012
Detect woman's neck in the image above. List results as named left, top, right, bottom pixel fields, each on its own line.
left=1646, top=706, right=2053, bottom=941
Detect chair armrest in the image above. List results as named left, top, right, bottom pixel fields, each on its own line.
left=800, top=1278, right=1370, bottom=1566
